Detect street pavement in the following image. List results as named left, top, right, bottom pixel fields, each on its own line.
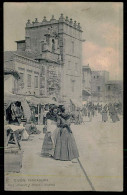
left=5, top=113, right=123, bottom=191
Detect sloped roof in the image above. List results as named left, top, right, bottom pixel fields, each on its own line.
left=4, top=50, right=39, bottom=62
left=4, top=51, right=16, bottom=61
left=15, top=50, right=39, bottom=60
left=106, top=80, right=123, bottom=85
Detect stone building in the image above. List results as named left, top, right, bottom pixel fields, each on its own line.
left=91, top=70, right=109, bottom=102
left=4, top=51, right=44, bottom=97
left=82, top=65, right=91, bottom=101
left=4, top=14, right=83, bottom=106
left=105, top=80, right=123, bottom=103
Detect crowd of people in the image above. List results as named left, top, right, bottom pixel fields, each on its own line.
left=74, top=101, right=123, bottom=124
left=5, top=100, right=123, bottom=162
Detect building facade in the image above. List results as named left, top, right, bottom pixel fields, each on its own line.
left=105, top=80, right=123, bottom=103
left=91, top=70, right=109, bottom=102
left=4, top=14, right=83, bottom=105
left=82, top=65, right=91, bottom=101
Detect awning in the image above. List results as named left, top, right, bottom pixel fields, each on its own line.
left=4, top=91, right=25, bottom=108
left=26, top=96, right=59, bottom=106
left=82, top=89, right=91, bottom=96
left=4, top=91, right=31, bottom=121
left=70, top=99, right=82, bottom=107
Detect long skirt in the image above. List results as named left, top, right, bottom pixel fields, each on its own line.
left=102, top=112, right=108, bottom=122
left=54, top=127, right=79, bottom=161
left=41, top=132, right=54, bottom=156
left=41, top=128, right=59, bottom=156
left=111, top=112, right=120, bottom=122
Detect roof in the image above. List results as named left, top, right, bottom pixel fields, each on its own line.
left=4, top=50, right=39, bottom=62
left=82, top=65, right=91, bottom=69
left=4, top=51, right=16, bottom=61
left=106, top=80, right=123, bottom=85
left=70, top=99, right=82, bottom=107
left=15, top=50, right=39, bottom=60
left=82, top=89, right=91, bottom=95
left=15, top=40, right=25, bottom=43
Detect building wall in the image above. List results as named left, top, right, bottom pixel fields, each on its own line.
left=59, top=22, right=82, bottom=103
left=5, top=76, right=14, bottom=93
left=25, top=16, right=83, bottom=104
left=25, top=22, right=59, bottom=53
left=91, top=71, right=109, bottom=102
left=5, top=16, right=83, bottom=104
left=82, top=66, right=91, bottom=101
left=14, top=54, right=43, bottom=96
left=17, top=42, right=26, bottom=52
left=105, top=81, right=123, bottom=103
left=82, top=67, right=91, bottom=91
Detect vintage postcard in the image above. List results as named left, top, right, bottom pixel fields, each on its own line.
left=4, top=2, right=123, bottom=191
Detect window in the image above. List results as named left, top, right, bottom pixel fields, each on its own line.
left=40, top=77, right=45, bottom=88
left=52, top=39, right=55, bottom=53
left=97, top=76, right=99, bottom=79
left=72, top=41, right=74, bottom=53
left=46, top=36, right=50, bottom=44
left=19, top=73, right=24, bottom=82
left=97, top=86, right=100, bottom=91
left=75, top=63, right=78, bottom=73
left=94, top=76, right=95, bottom=79
left=41, top=42, right=44, bottom=51
left=68, top=61, right=71, bottom=70
left=108, top=86, right=110, bottom=90
left=27, top=74, right=31, bottom=87
left=34, top=76, right=38, bottom=88
left=71, top=80, right=75, bottom=92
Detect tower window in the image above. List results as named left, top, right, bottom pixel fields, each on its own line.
left=68, top=61, right=71, bottom=69
left=108, top=86, right=110, bottom=90
left=97, top=86, right=100, bottom=91
left=27, top=74, right=31, bottom=87
left=72, top=41, right=74, bottom=53
left=41, top=42, right=44, bottom=51
left=34, top=76, right=38, bottom=88
left=52, top=39, right=55, bottom=53
left=71, top=80, right=75, bottom=92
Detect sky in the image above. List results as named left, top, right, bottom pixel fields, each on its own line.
left=4, top=2, right=123, bottom=80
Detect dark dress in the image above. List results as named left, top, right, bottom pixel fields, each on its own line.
left=102, top=109, right=108, bottom=122
left=110, top=106, right=120, bottom=123
left=54, top=115, right=79, bottom=161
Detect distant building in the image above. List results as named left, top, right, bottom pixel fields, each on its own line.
left=105, top=80, right=123, bottom=103
left=91, top=70, right=109, bottom=102
left=82, top=65, right=91, bottom=101
left=4, top=14, right=83, bottom=106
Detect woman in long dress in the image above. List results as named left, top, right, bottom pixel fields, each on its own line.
left=54, top=106, right=79, bottom=161
left=110, top=104, right=120, bottom=123
left=41, top=106, right=59, bottom=157
left=102, top=107, right=108, bottom=122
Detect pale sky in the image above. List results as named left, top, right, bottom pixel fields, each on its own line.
left=4, top=2, right=123, bottom=80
